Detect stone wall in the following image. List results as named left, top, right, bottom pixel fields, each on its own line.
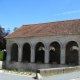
left=6, top=34, right=80, bottom=70
left=6, top=62, right=74, bottom=71
left=36, top=66, right=80, bottom=76
left=0, top=61, right=6, bottom=69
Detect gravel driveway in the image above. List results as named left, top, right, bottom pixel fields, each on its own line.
left=0, top=71, right=80, bottom=80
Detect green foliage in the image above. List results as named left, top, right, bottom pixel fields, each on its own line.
left=0, top=51, right=4, bottom=61
left=13, top=27, right=18, bottom=31
left=0, top=26, right=10, bottom=50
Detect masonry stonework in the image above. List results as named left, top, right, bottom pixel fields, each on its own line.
left=6, top=35, right=80, bottom=71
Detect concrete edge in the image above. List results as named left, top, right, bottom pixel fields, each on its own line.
left=36, top=66, right=80, bottom=77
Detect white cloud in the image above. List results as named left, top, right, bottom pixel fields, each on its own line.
left=53, top=10, right=80, bottom=16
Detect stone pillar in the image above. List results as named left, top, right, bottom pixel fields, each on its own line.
left=44, top=49, right=49, bottom=63
left=6, top=40, right=11, bottom=62
left=6, top=40, right=11, bottom=69
left=18, top=45, right=22, bottom=62
left=78, top=49, right=80, bottom=65
left=30, top=48, right=35, bottom=63
left=60, top=49, right=65, bottom=64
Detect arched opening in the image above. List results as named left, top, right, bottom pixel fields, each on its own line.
left=11, top=43, right=18, bottom=62
left=35, top=42, right=45, bottom=63
left=49, top=42, right=60, bottom=64
left=66, top=41, right=78, bottom=65
left=22, top=43, right=31, bottom=62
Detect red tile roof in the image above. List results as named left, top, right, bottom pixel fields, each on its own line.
left=5, top=19, right=80, bottom=38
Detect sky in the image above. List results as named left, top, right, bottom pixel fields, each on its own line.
left=0, top=0, right=80, bottom=32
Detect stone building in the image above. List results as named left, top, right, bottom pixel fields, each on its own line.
left=5, top=19, right=80, bottom=71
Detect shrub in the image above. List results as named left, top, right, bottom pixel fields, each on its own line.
left=0, top=51, right=4, bottom=61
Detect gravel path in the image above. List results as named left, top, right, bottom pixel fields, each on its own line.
left=43, top=71, right=80, bottom=80
left=0, top=73, right=34, bottom=80
left=0, top=71, right=80, bottom=80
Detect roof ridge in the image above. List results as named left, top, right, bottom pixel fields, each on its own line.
left=22, top=19, right=80, bottom=26
left=5, top=18, right=80, bottom=39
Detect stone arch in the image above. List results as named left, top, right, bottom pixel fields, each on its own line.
left=48, top=39, right=62, bottom=49
left=34, top=40, right=47, bottom=50
left=35, top=42, right=45, bottom=63
left=49, top=41, right=61, bottom=64
left=65, top=40, right=79, bottom=65
left=22, top=41, right=32, bottom=49
left=10, top=42, right=20, bottom=48
left=63, top=38, right=79, bottom=49
left=11, top=43, right=18, bottom=62
left=22, top=42, right=31, bottom=62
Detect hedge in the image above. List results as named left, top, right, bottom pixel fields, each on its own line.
left=0, top=51, right=4, bottom=61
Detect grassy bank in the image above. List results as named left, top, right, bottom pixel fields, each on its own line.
left=4, top=69, right=36, bottom=76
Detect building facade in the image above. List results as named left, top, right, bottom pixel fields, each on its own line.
left=5, top=19, right=80, bottom=71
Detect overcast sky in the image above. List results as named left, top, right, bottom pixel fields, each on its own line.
left=0, top=0, right=80, bottom=32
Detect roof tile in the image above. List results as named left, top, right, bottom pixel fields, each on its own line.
left=5, top=19, right=80, bottom=38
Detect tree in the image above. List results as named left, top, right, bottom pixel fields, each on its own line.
left=13, top=27, right=18, bottom=31
left=0, top=26, right=10, bottom=50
